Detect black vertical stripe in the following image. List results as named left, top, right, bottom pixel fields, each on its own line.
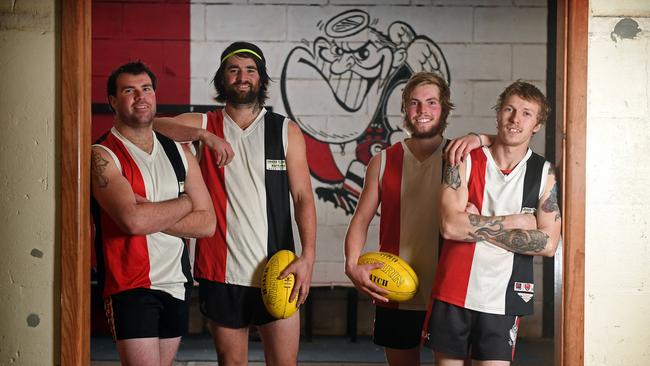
left=505, top=152, right=545, bottom=315
left=156, top=132, right=187, bottom=195
left=264, top=112, right=295, bottom=257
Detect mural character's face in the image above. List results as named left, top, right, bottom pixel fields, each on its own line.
left=404, top=83, right=443, bottom=139
left=314, top=37, right=394, bottom=112
left=110, top=73, right=157, bottom=127
left=496, top=95, right=542, bottom=147
left=223, top=55, right=261, bottom=105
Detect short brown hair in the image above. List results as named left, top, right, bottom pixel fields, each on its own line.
left=401, top=72, right=454, bottom=132
left=494, top=80, right=550, bottom=125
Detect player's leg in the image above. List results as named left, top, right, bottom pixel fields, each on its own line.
left=158, top=337, right=181, bottom=366
left=115, top=337, right=160, bottom=366
left=473, top=361, right=510, bottom=366
left=198, top=280, right=255, bottom=366
left=385, top=347, right=421, bottom=366
left=374, top=306, right=427, bottom=366
left=107, top=289, right=166, bottom=366
left=424, top=301, right=473, bottom=366
left=470, top=313, right=520, bottom=366
left=257, top=313, right=300, bottom=366
left=157, top=290, right=190, bottom=366
left=208, top=321, right=250, bottom=366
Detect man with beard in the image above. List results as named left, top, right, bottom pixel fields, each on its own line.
left=427, top=81, right=561, bottom=365
left=91, top=61, right=215, bottom=366
left=344, top=72, right=460, bottom=366
left=155, top=42, right=316, bottom=366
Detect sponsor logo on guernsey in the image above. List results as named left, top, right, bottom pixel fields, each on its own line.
left=266, top=159, right=287, bottom=171
left=521, top=207, right=536, bottom=215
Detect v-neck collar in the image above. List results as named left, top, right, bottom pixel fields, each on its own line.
left=223, top=108, right=266, bottom=136
left=401, top=138, right=445, bottom=166
left=483, top=147, right=532, bottom=180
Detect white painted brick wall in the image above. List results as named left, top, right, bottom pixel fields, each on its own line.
left=586, top=12, right=650, bottom=366
left=443, top=44, right=512, bottom=80
left=513, top=44, right=547, bottom=80
left=475, top=7, right=547, bottom=43
left=205, top=5, right=286, bottom=41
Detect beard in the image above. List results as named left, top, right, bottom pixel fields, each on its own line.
left=223, top=81, right=259, bottom=106
left=404, top=117, right=443, bottom=139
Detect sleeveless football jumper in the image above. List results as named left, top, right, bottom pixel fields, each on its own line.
left=432, top=147, right=548, bottom=315
left=377, top=140, right=445, bottom=311
left=193, top=108, right=294, bottom=287
left=92, top=128, right=193, bottom=301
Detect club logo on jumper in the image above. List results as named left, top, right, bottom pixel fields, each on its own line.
left=514, top=282, right=535, bottom=293
left=515, top=282, right=534, bottom=303
left=280, top=9, right=450, bottom=215
left=266, top=159, right=287, bottom=171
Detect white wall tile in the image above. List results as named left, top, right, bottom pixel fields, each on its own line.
left=475, top=7, right=547, bottom=43
left=190, top=4, right=205, bottom=41
left=205, top=5, right=287, bottom=41
left=445, top=44, right=512, bottom=80
left=513, top=44, right=546, bottom=80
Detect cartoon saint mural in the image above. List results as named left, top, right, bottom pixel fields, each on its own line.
left=281, top=9, right=450, bottom=215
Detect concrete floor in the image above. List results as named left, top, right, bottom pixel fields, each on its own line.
left=92, top=335, right=553, bottom=365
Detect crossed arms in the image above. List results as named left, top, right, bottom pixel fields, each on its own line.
left=91, top=144, right=215, bottom=238
left=440, top=158, right=561, bottom=257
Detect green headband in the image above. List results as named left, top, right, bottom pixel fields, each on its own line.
left=221, top=48, right=263, bottom=63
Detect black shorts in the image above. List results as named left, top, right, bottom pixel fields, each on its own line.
left=373, top=306, right=427, bottom=349
left=425, top=300, right=520, bottom=361
left=105, top=288, right=189, bottom=341
left=198, top=280, right=277, bottom=328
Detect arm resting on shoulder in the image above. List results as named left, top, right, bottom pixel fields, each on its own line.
left=154, top=113, right=234, bottom=167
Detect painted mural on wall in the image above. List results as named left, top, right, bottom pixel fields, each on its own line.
left=281, top=10, right=450, bottom=215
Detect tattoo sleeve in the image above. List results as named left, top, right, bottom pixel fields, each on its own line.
left=467, top=214, right=549, bottom=253
left=444, top=165, right=461, bottom=190
left=91, top=150, right=109, bottom=188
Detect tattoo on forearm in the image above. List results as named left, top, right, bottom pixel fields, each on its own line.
left=468, top=214, right=549, bottom=253
left=444, top=165, right=461, bottom=190
left=91, top=150, right=109, bottom=188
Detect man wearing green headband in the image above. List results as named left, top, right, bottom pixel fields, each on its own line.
left=155, top=41, right=316, bottom=366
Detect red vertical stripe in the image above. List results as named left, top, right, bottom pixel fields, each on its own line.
left=432, top=149, right=487, bottom=307
left=379, top=143, right=404, bottom=255
left=99, top=133, right=151, bottom=297
left=195, top=111, right=228, bottom=282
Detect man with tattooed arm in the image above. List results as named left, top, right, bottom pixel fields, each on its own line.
left=425, top=81, right=562, bottom=366
left=91, top=62, right=215, bottom=366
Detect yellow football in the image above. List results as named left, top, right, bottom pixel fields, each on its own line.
left=261, top=250, right=299, bottom=319
left=357, top=251, right=419, bottom=302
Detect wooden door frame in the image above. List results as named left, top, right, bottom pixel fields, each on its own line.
left=58, top=0, right=588, bottom=364
left=60, top=0, right=91, bottom=365
left=555, top=0, right=587, bottom=365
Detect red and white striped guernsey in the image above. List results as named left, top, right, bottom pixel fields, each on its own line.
left=92, top=128, right=193, bottom=301
left=378, top=140, right=445, bottom=311
left=432, top=147, right=549, bottom=315
left=193, top=108, right=294, bottom=287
